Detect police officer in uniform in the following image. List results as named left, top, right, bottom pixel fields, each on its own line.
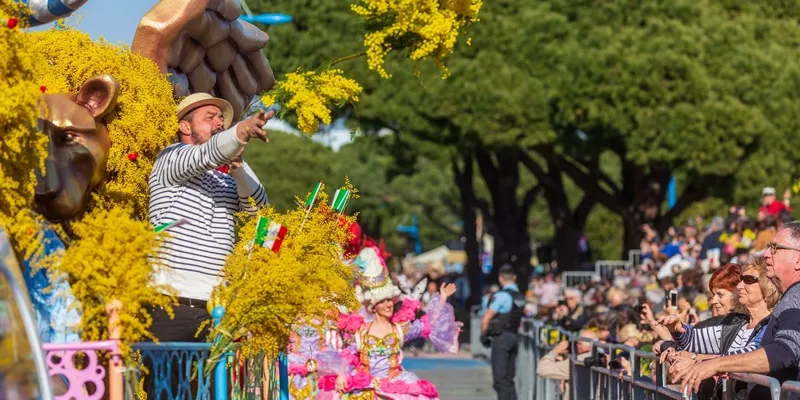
left=481, top=265, right=525, bottom=400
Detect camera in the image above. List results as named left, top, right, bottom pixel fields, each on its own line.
left=609, top=351, right=630, bottom=370
left=583, top=349, right=608, bottom=368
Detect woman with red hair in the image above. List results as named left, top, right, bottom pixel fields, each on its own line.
left=706, top=263, right=742, bottom=320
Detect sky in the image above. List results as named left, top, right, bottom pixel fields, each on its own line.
left=32, top=0, right=160, bottom=44
left=31, top=0, right=355, bottom=150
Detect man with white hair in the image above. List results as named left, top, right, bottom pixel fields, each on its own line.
left=759, top=186, right=791, bottom=219
left=552, top=287, right=588, bottom=332
left=674, top=222, right=800, bottom=399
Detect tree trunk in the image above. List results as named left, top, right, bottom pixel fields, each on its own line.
left=453, top=152, right=483, bottom=307
left=621, top=211, right=641, bottom=260
left=475, top=146, right=538, bottom=287
left=555, top=225, right=584, bottom=271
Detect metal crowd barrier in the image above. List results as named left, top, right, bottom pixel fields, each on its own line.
left=562, top=271, right=596, bottom=288
left=477, top=313, right=795, bottom=400
left=470, top=305, right=491, bottom=360
left=595, top=260, right=632, bottom=282
left=560, top=257, right=636, bottom=288
left=781, top=380, right=800, bottom=399
left=723, top=373, right=781, bottom=400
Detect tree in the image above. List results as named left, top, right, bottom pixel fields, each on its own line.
left=252, top=0, right=800, bottom=277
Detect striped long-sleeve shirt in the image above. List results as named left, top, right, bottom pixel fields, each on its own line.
left=673, top=322, right=764, bottom=355
left=148, top=125, right=268, bottom=300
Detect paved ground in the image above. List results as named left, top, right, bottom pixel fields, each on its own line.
left=405, top=356, right=495, bottom=400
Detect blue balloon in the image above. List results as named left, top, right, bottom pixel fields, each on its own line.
left=240, top=13, right=293, bottom=25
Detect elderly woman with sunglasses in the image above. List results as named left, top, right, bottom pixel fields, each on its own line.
left=657, top=257, right=781, bottom=398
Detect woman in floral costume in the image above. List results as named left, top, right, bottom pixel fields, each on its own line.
left=287, top=233, right=373, bottom=399
left=317, top=250, right=462, bottom=400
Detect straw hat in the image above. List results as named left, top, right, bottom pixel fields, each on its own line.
left=176, top=93, right=234, bottom=129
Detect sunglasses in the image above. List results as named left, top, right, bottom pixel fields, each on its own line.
left=741, top=275, right=759, bottom=285
left=767, top=242, right=800, bottom=254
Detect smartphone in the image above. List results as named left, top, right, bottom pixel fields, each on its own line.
left=557, top=296, right=566, bottom=306
left=669, top=290, right=678, bottom=307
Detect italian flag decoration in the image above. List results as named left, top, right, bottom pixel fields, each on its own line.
left=154, top=218, right=189, bottom=233
left=254, top=216, right=288, bottom=252
left=331, top=189, right=351, bottom=213
left=305, top=181, right=323, bottom=209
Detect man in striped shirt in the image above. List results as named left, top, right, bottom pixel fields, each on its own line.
left=147, top=93, right=272, bottom=341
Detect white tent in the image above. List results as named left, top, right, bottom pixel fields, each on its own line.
left=408, top=246, right=449, bottom=266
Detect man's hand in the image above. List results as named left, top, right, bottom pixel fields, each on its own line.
left=236, top=110, right=274, bottom=143
left=552, top=340, right=570, bottom=355
left=672, top=359, right=719, bottom=394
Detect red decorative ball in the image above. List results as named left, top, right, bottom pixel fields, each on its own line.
left=40, top=86, right=47, bottom=93
left=7, top=18, right=18, bottom=29
left=127, top=152, right=139, bottom=161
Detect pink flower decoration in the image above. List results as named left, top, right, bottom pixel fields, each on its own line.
left=381, top=380, right=410, bottom=393
left=318, top=375, right=337, bottom=391
left=418, top=380, right=439, bottom=397
left=341, top=348, right=360, bottom=367
left=347, top=371, right=372, bottom=391
left=338, top=313, right=364, bottom=333
left=288, top=364, right=309, bottom=376
left=390, top=298, right=421, bottom=324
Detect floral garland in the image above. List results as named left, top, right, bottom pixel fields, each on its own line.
left=27, top=28, right=177, bottom=220
left=0, top=1, right=48, bottom=260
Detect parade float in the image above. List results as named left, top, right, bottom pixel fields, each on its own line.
left=0, top=0, right=482, bottom=398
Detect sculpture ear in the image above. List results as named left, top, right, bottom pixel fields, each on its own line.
left=75, top=74, right=120, bottom=119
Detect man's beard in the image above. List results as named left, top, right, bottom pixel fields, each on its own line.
left=190, top=125, right=224, bottom=145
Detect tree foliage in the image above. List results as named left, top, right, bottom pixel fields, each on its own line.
left=252, top=0, right=800, bottom=274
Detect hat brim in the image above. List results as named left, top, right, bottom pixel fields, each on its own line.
left=177, top=97, right=234, bottom=129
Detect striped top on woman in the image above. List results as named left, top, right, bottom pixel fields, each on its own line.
left=674, top=322, right=766, bottom=355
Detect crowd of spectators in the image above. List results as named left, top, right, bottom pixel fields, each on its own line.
left=528, top=186, right=800, bottom=400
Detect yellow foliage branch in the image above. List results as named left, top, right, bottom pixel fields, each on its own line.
left=207, top=189, right=360, bottom=366
left=40, top=206, right=176, bottom=356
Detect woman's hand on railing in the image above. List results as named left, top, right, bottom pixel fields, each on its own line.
left=653, top=340, right=666, bottom=355
left=655, top=314, right=685, bottom=333
left=659, top=347, right=676, bottom=365
left=667, top=352, right=697, bottom=375
left=672, top=359, right=721, bottom=394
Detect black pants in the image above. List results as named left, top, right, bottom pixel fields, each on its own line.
left=491, top=331, right=519, bottom=400
left=149, top=303, right=210, bottom=342
left=144, top=304, right=212, bottom=398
